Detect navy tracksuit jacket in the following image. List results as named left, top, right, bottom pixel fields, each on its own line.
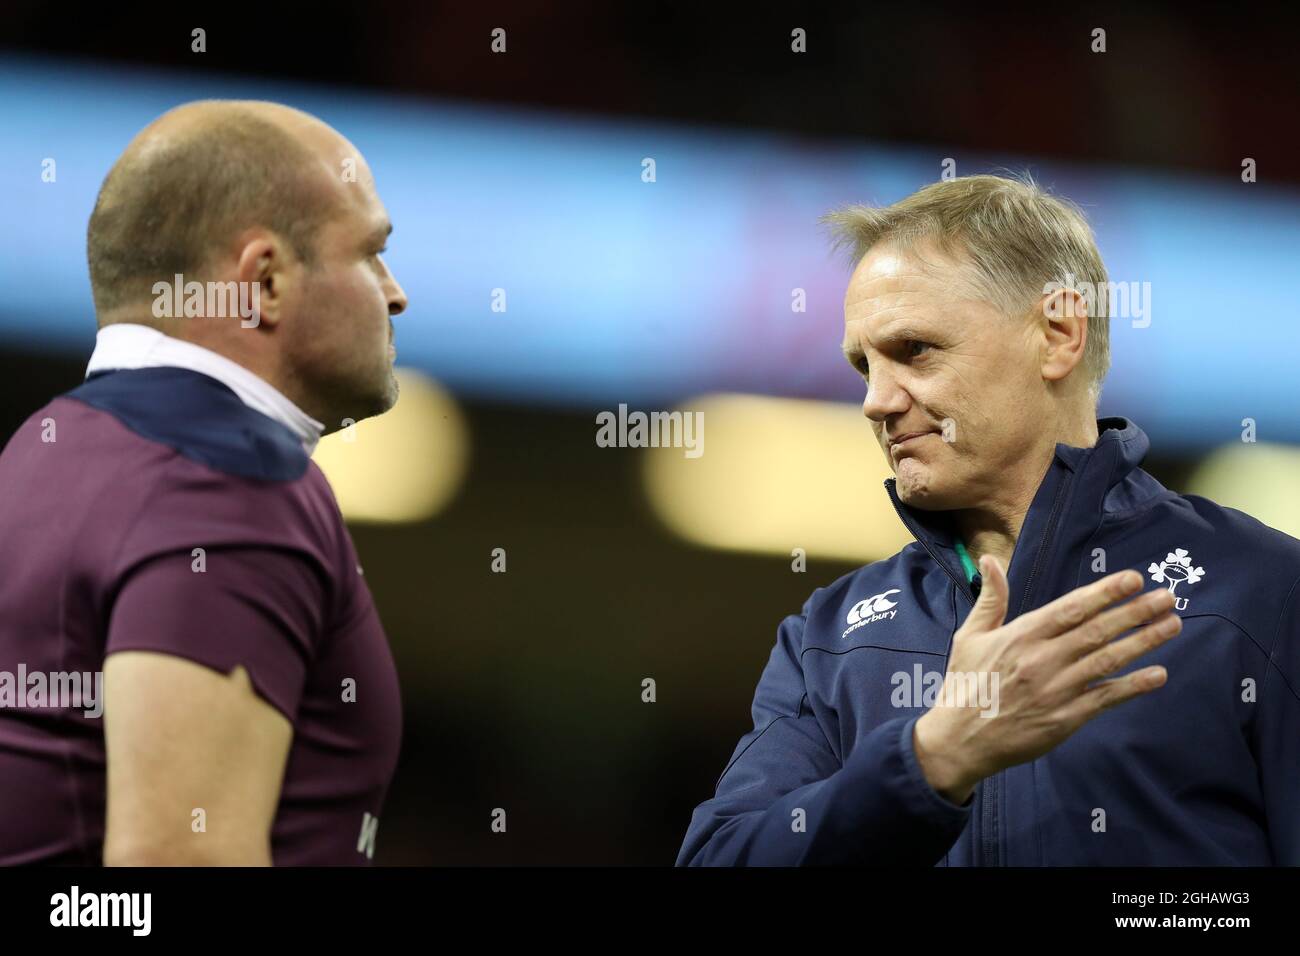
left=677, top=417, right=1300, bottom=865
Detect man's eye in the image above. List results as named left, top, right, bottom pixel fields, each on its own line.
left=908, top=340, right=932, bottom=357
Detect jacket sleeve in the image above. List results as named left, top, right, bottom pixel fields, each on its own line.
left=1256, top=572, right=1300, bottom=864
left=676, top=606, right=973, bottom=866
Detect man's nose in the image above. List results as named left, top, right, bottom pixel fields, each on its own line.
left=380, top=256, right=408, bottom=316
left=862, top=368, right=910, bottom=421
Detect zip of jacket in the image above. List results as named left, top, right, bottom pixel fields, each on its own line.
left=886, top=472, right=1073, bottom=866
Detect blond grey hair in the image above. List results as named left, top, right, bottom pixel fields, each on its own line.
left=823, top=173, right=1110, bottom=404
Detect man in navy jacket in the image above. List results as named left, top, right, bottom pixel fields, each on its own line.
left=678, top=175, right=1300, bottom=865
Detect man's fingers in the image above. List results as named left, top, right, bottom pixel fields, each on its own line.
left=1054, top=611, right=1182, bottom=690
left=1057, top=665, right=1169, bottom=728
left=1050, top=587, right=1177, bottom=663
left=962, top=554, right=1010, bottom=634
left=1017, top=569, right=1144, bottom=640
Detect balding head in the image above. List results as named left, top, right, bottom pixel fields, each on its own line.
left=85, top=100, right=408, bottom=433
left=87, top=100, right=355, bottom=317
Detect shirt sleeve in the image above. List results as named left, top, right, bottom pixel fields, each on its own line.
left=676, top=609, right=973, bottom=866
left=105, top=546, right=329, bottom=722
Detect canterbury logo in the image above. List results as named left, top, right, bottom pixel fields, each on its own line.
left=847, top=590, right=901, bottom=623
left=843, top=589, right=902, bottom=638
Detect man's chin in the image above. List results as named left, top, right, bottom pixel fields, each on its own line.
left=381, top=376, right=400, bottom=414
left=894, top=460, right=941, bottom=508
left=361, top=380, right=399, bottom=420
left=330, top=374, right=399, bottom=430
left=368, top=364, right=401, bottom=411
left=897, top=482, right=931, bottom=507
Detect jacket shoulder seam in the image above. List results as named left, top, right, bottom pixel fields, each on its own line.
left=714, top=711, right=796, bottom=792
left=1261, top=573, right=1300, bottom=703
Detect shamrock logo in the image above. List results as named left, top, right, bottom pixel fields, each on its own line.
left=1148, top=548, right=1205, bottom=605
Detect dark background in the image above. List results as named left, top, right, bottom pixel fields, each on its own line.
left=0, top=1, right=1292, bottom=863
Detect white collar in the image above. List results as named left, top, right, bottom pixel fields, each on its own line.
left=85, top=323, right=325, bottom=455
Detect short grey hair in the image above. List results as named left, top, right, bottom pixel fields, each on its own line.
left=822, top=173, right=1110, bottom=404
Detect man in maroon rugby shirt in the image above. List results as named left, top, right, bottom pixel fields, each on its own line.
left=0, top=100, right=408, bottom=865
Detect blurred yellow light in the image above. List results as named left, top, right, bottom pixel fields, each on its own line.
left=311, top=367, right=469, bottom=524
left=642, top=393, right=912, bottom=562
left=1186, top=442, right=1300, bottom=539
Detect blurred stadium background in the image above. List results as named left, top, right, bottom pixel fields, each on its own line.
left=2, top=3, right=1298, bottom=863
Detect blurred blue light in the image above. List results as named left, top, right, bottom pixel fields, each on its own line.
left=1, top=55, right=1297, bottom=450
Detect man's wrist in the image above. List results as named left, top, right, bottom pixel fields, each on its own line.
left=913, top=711, right=977, bottom=806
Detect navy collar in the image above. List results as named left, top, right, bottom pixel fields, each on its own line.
left=885, top=417, right=1151, bottom=610
left=65, top=367, right=311, bottom=482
